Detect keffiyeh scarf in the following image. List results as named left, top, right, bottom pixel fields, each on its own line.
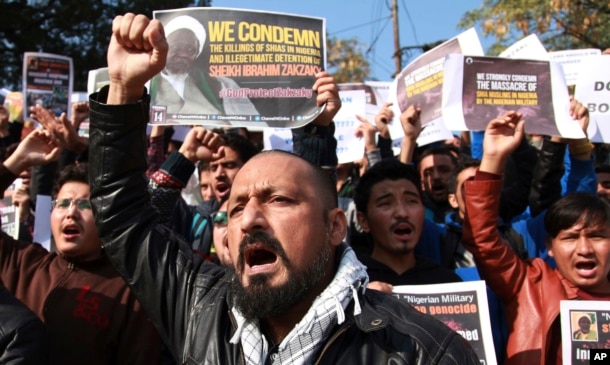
left=229, top=244, right=368, bottom=364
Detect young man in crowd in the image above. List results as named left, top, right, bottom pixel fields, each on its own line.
left=354, top=158, right=462, bottom=289
left=87, top=13, right=479, bottom=364
left=463, top=110, right=610, bottom=364
left=0, top=129, right=165, bottom=365
left=415, top=145, right=458, bottom=223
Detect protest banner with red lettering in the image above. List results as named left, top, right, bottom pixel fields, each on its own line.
left=442, top=55, right=585, bottom=138
left=393, top=281, right=496, bottom=365
left=22, top=52, right=73, bottom=122
left=151, top=8, right=325, bottom=128
left=392, top=28, right=483, bottom=129
left=560, top=300, right=610, bottom=365
left=574, top=55, right=610, bottom=143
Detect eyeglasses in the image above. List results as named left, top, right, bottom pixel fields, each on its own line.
left=51, top=199, right=92, bottom=211
left=211, top=211, right=228, bottom=227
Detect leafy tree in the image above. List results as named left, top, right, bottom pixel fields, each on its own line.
left=458, top=0, right=610, bottom=55
left=0, top=0, right=211, bottom=91
left=327, top=35, right=371, bottom=83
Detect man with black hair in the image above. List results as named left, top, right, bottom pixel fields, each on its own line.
left=354, top=158, right=462, bottom=289
left=463, top=110, right=610, bottom=364
left=0, top=130, right=165, bottom=365
left=415, top=145, right=458, bottom=223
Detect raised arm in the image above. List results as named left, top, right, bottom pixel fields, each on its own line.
left=291, top=71, right=340, bottom=170
left=149, top=126, right=224, bottom=224
left=462, top=111, right=530, bottom=300
left=398, top=104, right=422, bottom=164
left=88, top=14, right=225, bottom=360
left=2, top=128, right=59, bottom=193
left=106, top=13, right=168, bottom=104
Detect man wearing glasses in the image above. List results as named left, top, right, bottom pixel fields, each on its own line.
left=0, top=152, right=165, bottom=364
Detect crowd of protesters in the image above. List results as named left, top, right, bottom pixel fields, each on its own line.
left=0, top=10, right=608, bottom=365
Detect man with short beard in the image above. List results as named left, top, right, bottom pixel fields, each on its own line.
left=89, top=13, right=479, bottom=364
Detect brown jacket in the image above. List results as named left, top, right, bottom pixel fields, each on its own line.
left=462, top=176, right=580, bottom=365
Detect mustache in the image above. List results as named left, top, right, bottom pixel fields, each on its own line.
left=389, top=220, right=415, bottom=232
left=237, top=231, right=289, bottom=271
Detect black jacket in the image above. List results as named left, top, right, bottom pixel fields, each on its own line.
left=88, top=87, right=480, bottom=365
left=0, top=280, right=48, bottom=364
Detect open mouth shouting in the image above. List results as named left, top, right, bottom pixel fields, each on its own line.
left=62, top=223, right=82, bottom=241
left=238, top=231, right=288, bottom=277
left=574, top=260, right=598, bottom=278
left=391, top=221, right=415, bottom=242
left=215, top=181, right=231, bottom=199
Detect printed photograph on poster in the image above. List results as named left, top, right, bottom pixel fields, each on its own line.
left=22, top=52, right=73, bottom=122
left=392, top=27, right=483, bottom=128
left=393, top=280, right=497, bottom=365
left=442, top=54, right=584, bottom=139
left=560, top=300, right=610, bottom=365
left=574, top=55, right=610, bottom=143
left=151, top=7, right=325, bottom=128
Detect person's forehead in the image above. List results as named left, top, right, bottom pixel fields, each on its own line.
left=57, top=181, right=90, bottom=196
left=457, top=167, right=477, bottom=185
left=233, top=153, right=310, bottom=186
left=419, top=154, right=455, bottom=169
left=371, top=178, right=420, bottom=197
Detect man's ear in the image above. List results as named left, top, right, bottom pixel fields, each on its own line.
left=448, top=193, right=458, bottom=209
left=547, top=240, right=555, bottom=258
left=356, top=211, right=370, bottom=233
left=328, top=208, right=347, bottom=247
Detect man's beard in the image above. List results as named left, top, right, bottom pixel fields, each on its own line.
left=229, top=230, right=331, bottom=320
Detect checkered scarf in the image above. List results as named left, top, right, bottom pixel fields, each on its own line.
left=229, top=244, right=368, bottom=364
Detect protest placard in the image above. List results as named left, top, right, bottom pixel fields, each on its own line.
left=333, top=89, right=366, bottom=163
left=386, top=79, right=454, bottom=151
left=33, top=195, right=52, bottom=251
left=392, top=27, right=483, bottom=129
left=151, top=7, right=325, bottom=128
left=87, top=67, right=110, bottom=95
left=498, top=34, right=549, bottom=61
left=442, top=54, right=584, bottom=138
left=393, top=280, right=496, bottom=365
left=560, top=300, right=610, bottom=365
left=574, top=55, right=610, bottom=143
left=3, top=91, right=23, bottom=123
left=263, top=88, right=366, bottom=164
left=549, top=48, right=601, bottom=86
left=22, top=52, right=73, bottom=122
left=0, top=179, right=21, bottom=240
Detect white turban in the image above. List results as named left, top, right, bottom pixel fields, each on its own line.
left=164, top=15, right=206, bottom=57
